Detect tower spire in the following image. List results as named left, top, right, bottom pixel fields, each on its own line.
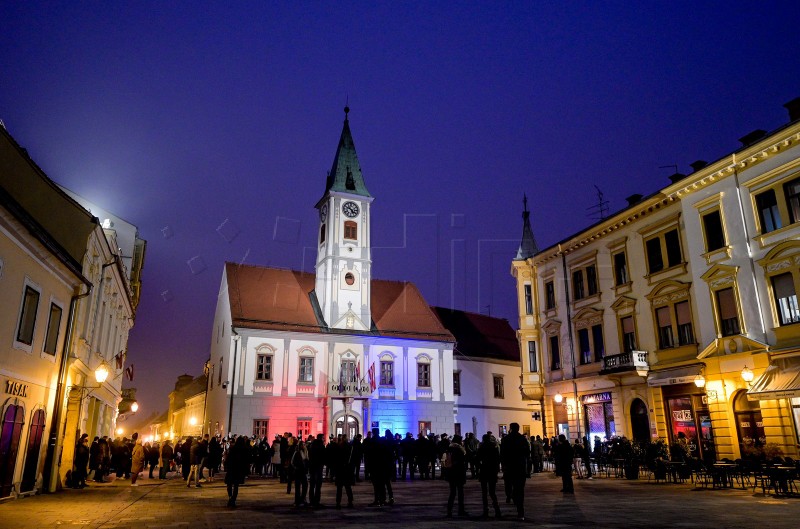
left=321, top=106, right=370, bottom=198
left=515, top=194, right=538, bottom=260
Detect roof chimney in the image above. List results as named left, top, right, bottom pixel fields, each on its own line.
left=668, top=172, right=687, bottom=184
left=625, top=194, right=643, bottom=207
left=690, top=160, right=708, bottom=173
left=738, top=129, right=767, bottom=147
left=784, top=97, right=800, bottom=123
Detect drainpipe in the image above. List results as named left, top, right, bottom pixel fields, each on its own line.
left=227, top=329, right=240, bottom=436
left=43, top=283, right=92, bottom=493
left=561, top=250, right=582, bottom=440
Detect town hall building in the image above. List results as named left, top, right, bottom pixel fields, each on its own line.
left=205, top=108, right=460, bottom=439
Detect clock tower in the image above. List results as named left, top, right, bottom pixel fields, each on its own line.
left=314, top=107, right=374, bottom=331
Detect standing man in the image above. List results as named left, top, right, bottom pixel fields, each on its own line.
left=308, top=433, right=326, bottom=507
left=500, top=423, right=530, bottom=521
left=554, top=434, right=574, bottom=494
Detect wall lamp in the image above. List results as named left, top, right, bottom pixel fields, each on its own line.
left=741, top=366, right=754, bottom=386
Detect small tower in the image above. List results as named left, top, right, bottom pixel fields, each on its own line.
left=515, top=194, right=539, bottom=260
left=314, top=107, right=375, bottom=330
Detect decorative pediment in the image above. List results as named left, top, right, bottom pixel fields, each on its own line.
left=610, top=296, right=637, bottom=315
left=697, top=336, right=769, bottom=359
left=332, top=309, right=369, bottom=331
left=573, top=307, right=604, bottom=330
left=646, top=279, right=691, bottom=307
left=700, top=263, right=739, bottom=288
left=255, top=343, right=276, bottom=354
left=542, top=319, right=562, bottom=336
left=757, top=239, right=800, bottom=268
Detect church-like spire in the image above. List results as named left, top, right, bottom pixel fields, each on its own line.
left=323, top=106, right=371, bottom=198
left=514, top=194, right=538, bottom=260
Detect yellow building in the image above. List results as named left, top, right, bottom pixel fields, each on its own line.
left=513, top=97, right=800, bottom=461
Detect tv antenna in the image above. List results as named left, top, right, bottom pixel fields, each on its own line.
left=586, top=185, right=609, bottom=221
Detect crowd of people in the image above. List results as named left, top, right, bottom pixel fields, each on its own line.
left=72, top=422, right=602, bottom=518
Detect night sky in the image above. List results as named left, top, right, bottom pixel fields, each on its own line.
left=2, top=2, right=798, bottom=418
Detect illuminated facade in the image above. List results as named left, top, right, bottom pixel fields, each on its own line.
left=514, top=97, right=800, bottom=460
left=205, top=110, right=457, bottom=439
left=0, top=127, right=145, bottom=496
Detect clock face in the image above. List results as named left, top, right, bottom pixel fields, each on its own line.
left=342, top=201, right=360, bottom=218
left=320, top=203, right=328, bottom=221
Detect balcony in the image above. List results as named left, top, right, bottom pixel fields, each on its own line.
left=600, top=350, right=649, bottom=376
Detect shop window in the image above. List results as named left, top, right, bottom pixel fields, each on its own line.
left=701, top=209, right=726, bottom=252
left=16, top=285, right=40, bottom=346
left=620, top=316, right=636, bottom=353
left=344, top=220, right=357, bottom=240
left=419, top=421, right=432, bottom=435
left=524, top=284, right=533, bottom=315
left=545, top=281, right=556, bottom=310
left=417, top=362, right=431, bottom=387
left=549, top=335, right=561, bottom=370
left=453, top=371, right=461, bottom=395
left=644, top=229, right=683, bottom=274
left=253, top=419, right=269, bottom=439
left=256, top=354, right=272, bottom=381
left=43, top=303, right=63, bottom=355
left=528, top=341, right=538, bottom=372
left=733, top=391, right=764, bottom=459
left=613, top=251, right=629, bottom=286
left=380, top=360, right=394, bottom=386
left=715, top=287, right=741, bottom=336
left=299, top=357, right=314, bottom=383
left=493, top=376, right=504, bottom=399
left=772, top=272, right=800, bottom=326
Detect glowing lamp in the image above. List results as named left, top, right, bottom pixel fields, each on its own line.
left=741, top=366, right=754, bottom=384
left=116, top=427, right=124, bottom=436
left=130, top=402, right=139, bottom=413
left=554, top=393, right=564, bottom=404
left=189, top=417, right=197, bottom=426
left=94, top=363, right=109, bottom=384
left=694, top=374, right=705, bottom=388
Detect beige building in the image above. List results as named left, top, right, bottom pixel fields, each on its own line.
left=513, top=97, right=800, bottom=461
left=0, top=125, right=145, bottom=495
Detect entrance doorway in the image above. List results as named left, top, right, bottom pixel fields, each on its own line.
left=630, top=398, right=650, bottom=442
left=0, top=404, right=25, bottom=497
left=20, top=409, right=45, bottom=493
left=584, top=401, right=615, bottom=441
left=733, top=390, right=765, bottom=458
left=335, top=416, right=359, bottom=439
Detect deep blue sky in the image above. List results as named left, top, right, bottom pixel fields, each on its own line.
left=2, top=1, right=798, bottom=416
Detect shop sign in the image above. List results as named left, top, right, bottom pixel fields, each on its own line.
left=5, top=379, right=28, bottom=398
left=580, top=392, right=612, bottom=403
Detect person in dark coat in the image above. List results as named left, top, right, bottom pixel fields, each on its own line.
left=308, top=434, right=326, bottom=507
left=500, top=422, right=530, bottom=521
left=554, top=434, right=574, bottom=494
left=180, top=438, right=192, bottom=481
left=146, top=442, right=159, bottom=479
left=334, top=435, right=355, bottom=508
left=88, top=437, right=100, bottom=481
left=73, top=434, right=90, bottom=488
left=350, top=434, right=364, bottom=482
left=444, top=434, right=468, bottom=517
left=400, top=432, right=416, bottom=479
left=225, top=435, right=249, bottom=507
left=159, top=440, right=174, bottom=479
left=415, top=432, right=430, bottom=479
left=477, top=433, right=502, bottom=518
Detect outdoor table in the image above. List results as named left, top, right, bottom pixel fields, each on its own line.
left=771, top=466, right=797, bottom=495
left=713, top=463, right=738, bottom=489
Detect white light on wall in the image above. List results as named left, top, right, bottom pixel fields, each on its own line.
left=554, top=393, right=564, bottom=404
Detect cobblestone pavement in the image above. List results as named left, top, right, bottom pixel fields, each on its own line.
left=1, top=470, right=798, bottom=529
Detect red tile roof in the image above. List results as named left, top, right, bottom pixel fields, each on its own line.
left=432, top=307, right=520, bottom=362
left=225, top=263, right=454, bottom=343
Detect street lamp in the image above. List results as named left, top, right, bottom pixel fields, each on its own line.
left=554, top=393, right=564, bottom=404
left=741, top=366, right=754, bottom=385
left=189, top=417, right=197, bottom=426
left=694, top=374, right=706, bottom=388
left=130, top=402, right=139, bottom=413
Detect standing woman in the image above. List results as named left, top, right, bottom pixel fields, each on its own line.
left=225, top=435, right=250, bottom=508
left=130, top=437, right=145, bottom=486
left=445, top=434, right=468, bottom=518
left=291, top=440, right=309, bottom=506
left=477, top=433, right=502, bottom=518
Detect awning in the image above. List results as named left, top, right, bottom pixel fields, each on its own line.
left=647, top=364, right=703, bottom=387
left=747, top=357, right=800, bottom=400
